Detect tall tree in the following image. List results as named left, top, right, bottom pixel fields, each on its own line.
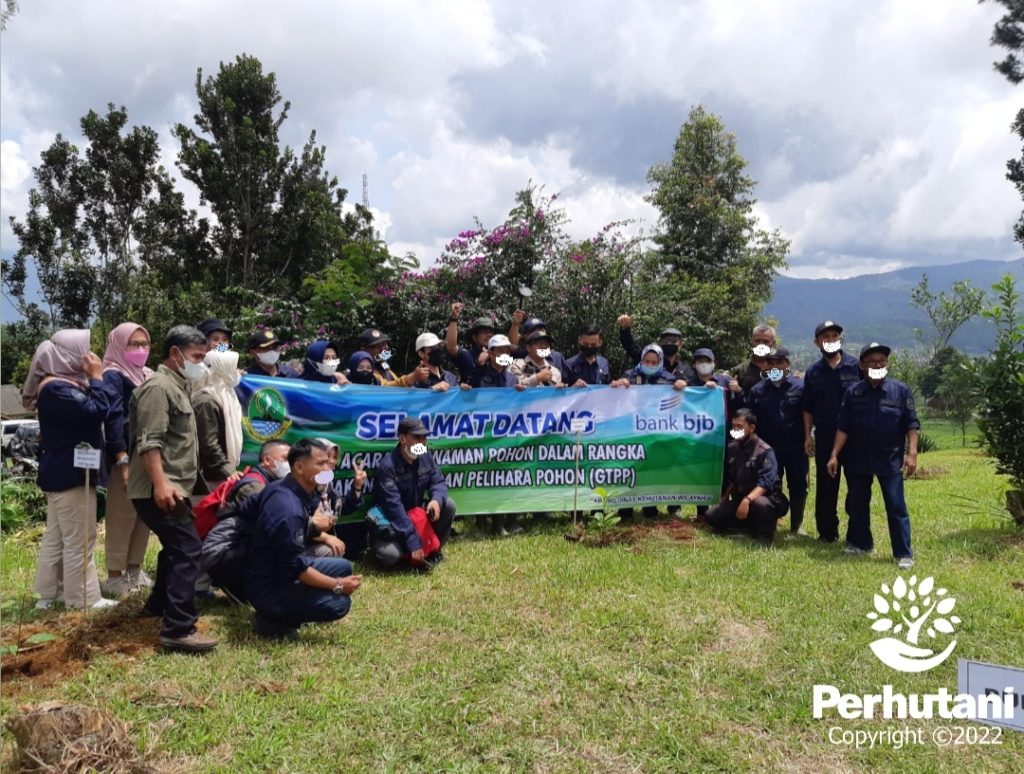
left=987, top=0, right=1024, bottom=245
left=909, top=274, right=985, bottom=359
left=645, top=105, right=789, bottom=365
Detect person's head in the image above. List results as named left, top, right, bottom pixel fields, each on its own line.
left=197, top=318, right=232, bottom=352
left=259, top=440, right=291, bottom=479
left=487, top=334, right=514, bottom=369
left=307, top=340, right=341, bottom=378
left=103, top=323, right=152, bottom=385
left=658, top=327, right=683, bottom=359
left=415, top=332, right=445, bottom=367
left=525, top=330, right=553, bottom=360
left=522, top=317, right=546, bottom=337
left=21, top=329, right=93, bottom=410
left=578, top=324, right=602, bottom=358
left=859, top=343, right=891, bottom=383
left=247, top=329, right=283, bottom=367
left=814, top=320, right=844, bottom=355
left=692, top=347, right=716, bottom=378
left=731, top=408, right=757, bottom=442
left=348, top=351, right=376, bottom=384
left=164, top=325, right=209, bottom=381
left=750, top=325, right=777, bottom=361
left=639, top=343, right=664, bottom=376
left=202, top=348, right=240, bottom=387
left=314, top=437, right=340, bottom=468
left=357, top=329, right=391, bottom=360
left=763, top=347, right=791, bottom=384
left=469, top=317, right=496, bottom=348
left=397, top=416, right=429, bottom=459
left=287, top=438, right=331, bottom=492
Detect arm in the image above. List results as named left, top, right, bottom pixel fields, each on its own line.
left=102, top=372, right=129, bottom=463
left=141, top=448, right=181, bottom=511
left=618, top=324, right=642, bottom=363
left=193, top=398, right=235, bottom=480
left=298, top=565, right=361, bottom=591
left=802, top=411, right=815, bottom=456
left=42, top=378, right=115, bottom=423
left=375, top=465, right=422, bottom=551
left=827, top=430, right=849, bottom=477
left=508, top=309, right=524, bottom=347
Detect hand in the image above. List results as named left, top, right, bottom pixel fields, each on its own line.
left=451, top=302, right=464, bottom=318
left=333, top=372, right=349, bottom=385
left=616, top=314, right=632, bottom=329
left=903, top=453, right=918, bottom=478
left=460, top=383, right=471, bottom=390
left=322, top=534, right=346, bottom=556
left=826, top=457, right=839, bottom=478
left=572, top=379, right=587, bottom=388
left=410, top=548, right=426, bottom=565
left=804, top=437, right=815, bottom=457
left=536, top=366, right=552, bottom=383
left=705, top=380, right=717, bottom=388
left=312, top=510, right=334, bottom=532
left=611, top=379, right=628, bottom=389
left=673, top=380, right=686, bottom=391
left=736, top=498, right=750, bottom=521
left=413, top=365, right=430, bottom=383
left=227, top=470, right=243, bottom=483
left=512, top=309, right=525, bottom=324
left=432, top=380, right=450, bottom=392
left=514, top=384, right=526, bottom=392
left=119, top=464, right=130, bottom=486
left=82, top=352, right=103, bottom=381
left=338, top=575, right=363, bottom=594
left=476, top=348, right=490, bottom=366
left=427, top=500, right=441, bottom=521
left=728, top=378, right=741, bottom=394
left=352, top=460, right=367, bottom=491
left=153, top=480, right=182, bottom=512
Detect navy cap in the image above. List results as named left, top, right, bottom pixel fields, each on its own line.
left=859, top=342, right=891, bottom=360
left=398, top=416, right=429, bottom=436
left=659, top=327, right=683, bottom=339
left=357, top=328, right=390, bottom=347
left=525, top=330, right=553, bottom=344
left=468, top=317, right=496, bottom=333
left=522, top=317, right=546, bottom=333
left=692, top=347, right=715, bottom=361
left=815, top=320, right=843, bottom=337
left=247, top=329, right=280, bottom=350
left=766, top=346, right=791, bottom=361
left=198, top=318, right=232, bottom=337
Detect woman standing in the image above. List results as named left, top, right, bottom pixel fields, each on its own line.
left=192, top=349, right=243, bottom=491
left=23, top=330, right=119, bottom=609
left=302, top=340, right=349, bottom=385
left=101, top=323, right=155, bottom=597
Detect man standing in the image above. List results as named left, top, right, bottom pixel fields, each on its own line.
left=730, top=325, right=778, bottom=395
left=408, top=332, right=462, bottom=391
left=369, top=417, right=456, bottom=569
left=246, top=329, right=299, bottom=378
left=128, top=325, right=218, bottom=652
left=246, top=439, right=362, bottom=638
left=828, top=343, right=919, bottom=569
left=745, top=347, right=809, bottom=533
left=445, top=303, right=495, bottom=384
left=511, top=330, right=564, bottom=387
left=616, top=315, right=697, bottom=385
left=470, top=335, right=521, bottom=389
left=802, top=320, right=861, bottom=543
left=563, top=324, right=611, bottom=387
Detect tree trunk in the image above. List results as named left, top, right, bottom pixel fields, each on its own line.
left=1007, top=490, right=1024, bottom=526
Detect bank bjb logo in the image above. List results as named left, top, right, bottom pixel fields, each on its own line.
left=866, top=575, right=960, bottom=673
left=243, top=387, right=292, bottom=442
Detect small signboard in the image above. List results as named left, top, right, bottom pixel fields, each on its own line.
left=570, top=418, right=589, bottom=434
left=73, top=443, right=102, bottom=471
left=957, top=658, right=1024, bottom=731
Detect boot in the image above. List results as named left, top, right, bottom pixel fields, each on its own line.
left=504, top=513, right=524, bottom=535
left=475, top=515, right=489, bottom=533
left=490, top=515, right=508, bottom=537
left=789, top=495, right=807, bottom=534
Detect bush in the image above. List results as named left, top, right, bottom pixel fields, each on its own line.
left=0, top=476, right=47, bottom=533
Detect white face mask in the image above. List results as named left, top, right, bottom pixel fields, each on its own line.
left=182, top=359, right=209, bottom=382
left=495, top=354, right=513, bottom=367
left=752, top=344, right=772, bottom=358
left=268, top=459, right=290, bottom=480
left=314, top=470, right=334, bottom=486
left=378, top=349, right=392, bottom=362
left=257, top=350, right=281, bottom=366
left=822, top=340, right=842, bottom=354
left=317, top=359, right=340, bottom=377
left=695, top=362, right=714, bottom=377
left=536, top=348, right=551, bottom=359
left=729, top=429, right=747, bottom=441
left=213, top=342, right=231, bottom=353
left=868, top=367, right=888, bottom=380
left=409, top=442, right=428, bottom=457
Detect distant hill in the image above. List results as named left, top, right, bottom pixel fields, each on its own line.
left=763, top=258, right=1024, bottom=367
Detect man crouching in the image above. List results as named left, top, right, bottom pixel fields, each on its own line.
left=246, top=438, right=362, bottom=638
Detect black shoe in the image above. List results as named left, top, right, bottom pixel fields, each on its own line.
left=426, top=550, right=445, bottom=568
left=253, top=612, right=299, bottom=641
left=504, top=514, right=524, bottom=535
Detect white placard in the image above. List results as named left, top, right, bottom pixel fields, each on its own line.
left=570, top=418, right=589, bottom=434
left=957, top=658, right=1024, bottom=731
left=73, top=444, right=102, bottom=470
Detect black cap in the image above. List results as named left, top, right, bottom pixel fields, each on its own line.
left=468, top=317, right=496, bottom=334
left=522, top=317, right=546, bottom=333
left=692, top=347, right=715, bottom=361
left=859, top=342, right=891, bottom=360
left=525, top=330, right=553, bottom=345
left=197, top=318, right=232, bottom=337
left=659, top=327, right=683, bottom=339
left=398, top=416, right=429, bottom=436
left=814, top=320, right=843, bottom=337
left=247, top=329, right=280, bottom=350
left=357, top=328, right=390, bottom=347
left=766, top=346, right=791, bottom=361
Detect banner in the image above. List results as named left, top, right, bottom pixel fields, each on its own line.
left=238, top=376, right=726, bottom=517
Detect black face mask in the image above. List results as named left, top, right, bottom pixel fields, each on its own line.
left=660, top=344, right=679, bottom=358
left=351, top=370, right=375, bottom=385
left=579, top=345, right=600, bottom=358
left=427, top=347, right=445, bottom=367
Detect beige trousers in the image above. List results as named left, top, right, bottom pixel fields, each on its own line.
left=104, top=468, right=150, bottom=573
left=33, top=488, right=102, bottom=608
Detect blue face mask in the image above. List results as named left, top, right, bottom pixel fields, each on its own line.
left=765, top=368, right=784, bottom=382
left=213, top=343, right=230, bottom=353
left=640, top=364, right=660, bottom=377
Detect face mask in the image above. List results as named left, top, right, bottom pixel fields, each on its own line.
left=409, top=442, right=428, bottom=457
left=640, top=364, right=660, bottom=377
left=695, top=362, right=714, bottom=377
left=765, top=368, right=785, bottom=382
left=868, top=367, right=888, bottom=380
left=314, top=470, right=334, bottom=486
left=268, top=459, right=290, bottom=480
left=351, top=370, right=375, bottom=385
left=213, top=343, right=231, bottom=353
left=752, top=344, right=772, bottom=358
left=125, top=348, right=150, bottom=367
left=377, top=349, right=392, bottom=362
left=822, top=340, right=842, bottom=354
left=495, top=354, right=513, bottom=368
left=181, top=358, right=208, bottom=382
left=257, top=350, right=281, bottom=366
left=579, top=345, right=599, bottom=358
left=660, top=344, right=679, bottom=358
left=427, top=348, right=445, bottom=367
left=536, top=348, right=551, bottom=359
left=316, top=359, right=340, bottom=377
left=729, top=429, right=747, bottom=441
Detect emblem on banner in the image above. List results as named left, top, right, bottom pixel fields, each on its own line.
left=243, top=387, right=292, bottom=441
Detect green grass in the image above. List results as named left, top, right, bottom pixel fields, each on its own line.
left=2, top=446, right=1023, bottom=772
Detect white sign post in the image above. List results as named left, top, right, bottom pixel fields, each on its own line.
left=73, top=443, right=101, bottom=613
left=569, top=418, right=589, bottom=528
left=957, top=658, right=1024, bottom=731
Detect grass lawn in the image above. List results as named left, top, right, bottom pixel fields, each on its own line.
left=2, top=436, right=1022, bottom=772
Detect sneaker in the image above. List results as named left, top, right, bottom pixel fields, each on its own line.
left=896, top=557, right=915, bottom=571
left=159, top=630, right=219, bottom=652
left=35, top=598, right=55, bottom=610
left=129, top=569, right=154, bottom=589
left=101, top=574, right=135, bottom=598
left=843, top=544, right=871, bottom=555
left=90, top=598, right=119, bottom=610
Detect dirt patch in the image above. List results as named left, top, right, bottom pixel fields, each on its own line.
left=906, top=466, right=948, bottom=480
left=702, top=618, right=772, bottom=661
left=1012, top=580, right=1024, bottom=591
left=563, top=519, right=697, bottom=547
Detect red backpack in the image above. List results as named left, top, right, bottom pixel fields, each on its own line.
left=193, top=467, right=266, bottom=539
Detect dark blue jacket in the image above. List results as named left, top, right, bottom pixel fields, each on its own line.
left=725, top=435, right=783, bottom=500
left=471, top=364, right=518, bottom=388
left=702, top=373, right=744, bottom=416
left=102, top=370, right=136, bottom=467
left=802, top=352, right=861, bottom=439
left=247, top=361, right=300, bottom=379
left=412, top=367, right=459, bottom=389
left=450, top=345, right=484, bottom=385
left=619, top=367, right=677, bottom=385
left=747, top=376, right=805, bottom=452
left=37, top=379, right=117, bottom=492
left=563, top=353, right=611, bottom=386
left=618, top=328, right=699, bottom=384
left=374, top=446, right=448, bottom=552
left=837, top=378, right=920, bottom=476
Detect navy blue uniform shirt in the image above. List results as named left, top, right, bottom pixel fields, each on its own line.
left=802, top=352, right=861, bottom=438
left=37, top=378, right=116, bottom=492
left=563, top=352, right=611, bottom=385
left=101, top=370, right=136, bottom=466
left=471, top=364, right=518, bottom=388
left=619, top=367, right=677, bottom=385
left=374, top=446, right=448, bottom=552
left=412, top=367, right=459, bottom=389
left=747, top=375, right=805, bottom=452
left=837, top=378, right=920, bottom=476
left=246, top=361, right=299, bottom=379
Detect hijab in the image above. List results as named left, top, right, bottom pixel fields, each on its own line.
left=22, top=329, right=91, bottom=410
left=102, top=322, right=153, bottom=387
left=302, top=340, right=337, bottom=382
left=195, top=349, right=243, bottom=468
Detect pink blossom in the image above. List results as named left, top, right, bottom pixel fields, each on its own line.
left=570, top=253, right=585, bottom=263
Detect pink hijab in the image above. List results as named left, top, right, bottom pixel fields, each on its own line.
left=21, top=329, right=92, bottom=411
left=103, top=322, right=153, bottom=387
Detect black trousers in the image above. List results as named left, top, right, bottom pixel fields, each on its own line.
left=370, top=499, right=456, bottom=567
left=133, top=497, right=202, bottom=638
left=704, top=495, right=788, bottom=542
left=813, top=437, right=842, bottom=541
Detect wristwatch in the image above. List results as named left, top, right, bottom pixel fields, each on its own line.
left=116, top=457, right=130, bottom=467
left=331, top=582, right=344, bottom=595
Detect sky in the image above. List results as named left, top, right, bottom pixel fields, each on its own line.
left=0, top=0, right=1021, bottom=290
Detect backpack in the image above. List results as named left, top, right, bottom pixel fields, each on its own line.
left=194, top=467, right=266, bottom=539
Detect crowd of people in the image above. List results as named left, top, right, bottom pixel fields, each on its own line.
left=21, top=303, right=920, bottom=651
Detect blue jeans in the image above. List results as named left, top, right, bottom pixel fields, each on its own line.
left=255, top=557, right=354, bottom=627
left=844, top=472, right=912, bottom=558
